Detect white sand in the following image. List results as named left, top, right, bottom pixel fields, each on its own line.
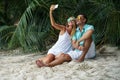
left=0, top=46, right=120, bottom=80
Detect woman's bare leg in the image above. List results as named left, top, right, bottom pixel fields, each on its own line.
left=41, top=54, right=55, bottom=64
left=36, top=54, right=55, bottom=67
left=42, top=53, right=72, bottom=67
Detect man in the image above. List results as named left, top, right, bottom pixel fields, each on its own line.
left=69, top=14, right=96, bottom=62
left=38, top=14, right=96, bottom=67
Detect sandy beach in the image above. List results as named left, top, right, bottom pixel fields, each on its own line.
left=0, top=45, right=120, bottom=80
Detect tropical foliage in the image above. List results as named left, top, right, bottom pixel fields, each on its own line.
left=0, top=0, right=120, bottom=52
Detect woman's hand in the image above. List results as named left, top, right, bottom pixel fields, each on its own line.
left=50, top=5, right=56, bottom=11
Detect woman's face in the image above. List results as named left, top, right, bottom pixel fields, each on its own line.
left=68, top=20, right=75, bottom=26
left=66, top=20, right=76, bottom=31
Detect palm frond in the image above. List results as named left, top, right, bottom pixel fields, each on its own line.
left=0, top=0, right=120, bottom=51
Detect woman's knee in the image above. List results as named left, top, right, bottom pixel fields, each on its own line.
left=65, top=54, right=72, bottom=61
left=46, top=54, right=55, bottom=60
left=59, top=53, right=65, bottom=57
left=59, top=53, right=71, bottom=61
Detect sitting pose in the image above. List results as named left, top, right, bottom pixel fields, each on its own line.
left=37, top=14, right=96, bottom=67
left=36, top=5, right=76, bottom=67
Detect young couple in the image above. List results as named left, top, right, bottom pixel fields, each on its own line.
left=36, top=5, right=96, bottom=67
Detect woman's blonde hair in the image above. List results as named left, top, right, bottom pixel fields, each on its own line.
left=70, top=21, right=76, bottom=37
left=67, top=16, right=76, bottom=37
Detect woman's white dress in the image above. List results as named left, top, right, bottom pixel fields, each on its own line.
left=48, top=31, right=72, bottom=55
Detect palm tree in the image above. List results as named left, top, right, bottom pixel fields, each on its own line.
left=85, top=0, right=120, bottom=48
left=0, top=0, right=120, bottom=52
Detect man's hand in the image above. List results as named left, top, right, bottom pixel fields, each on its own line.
left=78, top=46, right=86, bottom=51
left=75, top=41, right=86, bottom=51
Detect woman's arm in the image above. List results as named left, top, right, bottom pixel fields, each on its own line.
left=72, top=40, right=79, bottom=49
left=50, top=5, right=65, bottom=31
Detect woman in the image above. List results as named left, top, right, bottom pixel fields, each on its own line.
left=36, top=5, right=76, bottom=67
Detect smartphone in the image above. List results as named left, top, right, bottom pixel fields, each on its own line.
left=54, top=4, right=58, bottom=9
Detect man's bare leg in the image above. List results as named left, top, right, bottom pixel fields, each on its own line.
left=77, top=38, right=92, bottom=62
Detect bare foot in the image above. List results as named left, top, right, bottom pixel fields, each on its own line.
left=74, top=59, right=84, bottom=62
left=36, top=60, right=45, bottom=67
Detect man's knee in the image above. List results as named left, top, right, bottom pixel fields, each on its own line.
left=85, top=38, right=92, bottom=43
left=85, top=38, right=92, bottom=46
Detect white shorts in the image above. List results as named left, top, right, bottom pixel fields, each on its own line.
left=67, top=50, right=83, bottom=60
left=67, top=41, right=96, bottom=60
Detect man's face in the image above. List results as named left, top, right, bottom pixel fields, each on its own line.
left=76, top=15, right=86, bottom=25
